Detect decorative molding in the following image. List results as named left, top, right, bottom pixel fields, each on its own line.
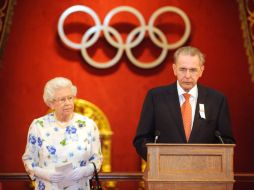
left=0, top=0, right=15, bottom=67
left=238, top=0, right=254, bottom=82
left=0, top=172, right=254, bottom=182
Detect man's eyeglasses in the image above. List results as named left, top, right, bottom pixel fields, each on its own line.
left=178, top=68, right=199, bottom=75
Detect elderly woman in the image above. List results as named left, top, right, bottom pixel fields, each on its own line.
left=22, top=77, right=103, bottom=190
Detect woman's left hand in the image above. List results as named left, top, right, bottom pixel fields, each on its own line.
left=66, top=164, right=94, bottom=181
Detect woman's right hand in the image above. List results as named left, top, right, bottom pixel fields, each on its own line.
left=34, top=167, right=64, bottom=183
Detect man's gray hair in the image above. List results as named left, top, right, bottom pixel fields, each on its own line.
left=173, top=46, right=205, bottom=65
left=43, top=77, right=77, bottom=106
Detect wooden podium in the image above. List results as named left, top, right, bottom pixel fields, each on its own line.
left=144, top=144, right=235, bottom=190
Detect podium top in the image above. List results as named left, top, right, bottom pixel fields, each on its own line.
left=146, top=143, right=235, bottom=147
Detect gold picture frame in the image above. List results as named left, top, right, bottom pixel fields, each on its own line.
left=0, top=0, right=16, bottom=66
left=238, top=0, right=254, bottom=82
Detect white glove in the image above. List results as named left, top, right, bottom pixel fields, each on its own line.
left=67, top=164, right=94, bottom=181
left=34, top=167, right=64, bottom=183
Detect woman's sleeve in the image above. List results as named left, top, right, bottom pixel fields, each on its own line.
left=88, top=119, right=103, bottom=172
left=22, top=120, right=40, bottom=180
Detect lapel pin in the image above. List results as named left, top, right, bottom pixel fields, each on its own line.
left=199, top=104, right=206, bottom=119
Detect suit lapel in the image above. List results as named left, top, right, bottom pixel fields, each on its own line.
left=189, top=84, right=207, bottom=142
left=165, top=83, right=186, bottom=142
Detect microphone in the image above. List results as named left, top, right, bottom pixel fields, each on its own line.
left=154, top=130, right=160, bottom=143
left=214, top=130, right=224, bottom=144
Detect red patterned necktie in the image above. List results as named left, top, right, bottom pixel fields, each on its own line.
left=181, top=93, right=192, bottom=141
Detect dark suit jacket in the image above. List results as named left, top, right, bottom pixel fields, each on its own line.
left=133, top=82, right=235, bottom=160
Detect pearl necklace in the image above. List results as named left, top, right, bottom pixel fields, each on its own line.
left=54, top=113, right=74, bottom=128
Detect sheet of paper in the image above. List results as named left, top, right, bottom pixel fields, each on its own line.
left=55, top=162, right=74, bottom=188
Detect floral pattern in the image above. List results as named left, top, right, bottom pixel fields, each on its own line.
left=38, top=181, right=45, bottom=190
left=22, top=113, right=103, bottom=190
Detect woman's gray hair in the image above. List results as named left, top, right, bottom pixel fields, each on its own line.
left=43, top=77, right=77, bottom=106
left=174, top=46, right=205, bottom=65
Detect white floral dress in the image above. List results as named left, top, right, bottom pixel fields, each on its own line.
left=22, top=113, right=103, bottom=190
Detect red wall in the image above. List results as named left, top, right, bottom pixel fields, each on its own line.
left=0, top=0, right=254, bottom=186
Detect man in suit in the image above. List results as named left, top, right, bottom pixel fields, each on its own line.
left=133, top=46, right=235, bottom=161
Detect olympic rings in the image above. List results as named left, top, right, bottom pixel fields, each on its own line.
left=58, top=5, right=191, bottom=69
